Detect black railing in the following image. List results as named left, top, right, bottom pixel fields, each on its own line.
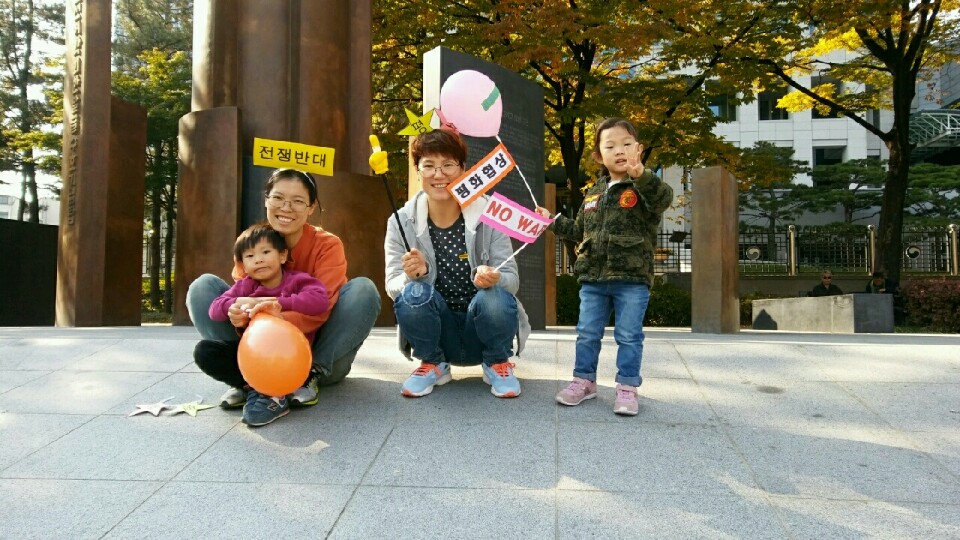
left=554, top=224, right=960, bottom=276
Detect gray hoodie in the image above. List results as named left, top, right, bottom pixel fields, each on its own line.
left=384, top=191, right=530, bottom=358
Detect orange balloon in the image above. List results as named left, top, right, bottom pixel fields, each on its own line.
left=237, top=312, right=312, bottom=397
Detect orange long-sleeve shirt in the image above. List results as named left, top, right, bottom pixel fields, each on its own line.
left=233, top=224, right=347, bottom=337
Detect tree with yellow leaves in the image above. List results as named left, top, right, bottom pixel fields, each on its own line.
left=741, top=0, right=959, bottom=282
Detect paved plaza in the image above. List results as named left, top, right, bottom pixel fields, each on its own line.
left=0, top=325, right=958, bottom=539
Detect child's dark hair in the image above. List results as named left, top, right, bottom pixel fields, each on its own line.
left=592, top=117, right=639, bottom=176
left=233, top=222, right=287, bottom=262
left=411, top=129, right=468, bottom=167
left=264, top=169, right=319, bottom=208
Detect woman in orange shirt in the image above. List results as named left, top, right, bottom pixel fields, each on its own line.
left=186, top=169, right=381, bottom=424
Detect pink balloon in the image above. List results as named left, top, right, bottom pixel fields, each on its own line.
left=439, top=70, right=503, bottom=137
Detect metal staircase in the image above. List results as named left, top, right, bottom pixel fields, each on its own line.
left=909, top=109, right=960, bottom=163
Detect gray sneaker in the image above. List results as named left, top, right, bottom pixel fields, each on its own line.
left=290, top=370, right=320, bottom=407
left=219, top=387, right=247, bottom=409
left=242, top=391, right=290, bottom=426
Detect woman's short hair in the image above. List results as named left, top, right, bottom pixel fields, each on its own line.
left=410, top=129, right=468, bottom=167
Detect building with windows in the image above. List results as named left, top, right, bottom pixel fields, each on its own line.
left=0, top=194, right=60, bottom=224
left=660, top=55, right=960, bottom=229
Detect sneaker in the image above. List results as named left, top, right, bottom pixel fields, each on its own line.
left=401, top=362, right=452, bottom=397
left=613, top=384, right=639, bottom=416
left=290, top=370, right=320, bottom=407
left=556, top=377, right=597, bottom=406
left=481, top=361, right=521, bottom=398
left=219, top=387, right=247, bottom=409
left=242, top=391, right=290, bottom=426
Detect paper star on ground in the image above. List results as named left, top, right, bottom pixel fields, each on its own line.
left=169, top=396, right=216, bottom=417
left=128, top=397, right=174, bottom=417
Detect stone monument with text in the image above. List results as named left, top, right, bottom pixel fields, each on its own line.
left=421, top=47, right=547, bottom=330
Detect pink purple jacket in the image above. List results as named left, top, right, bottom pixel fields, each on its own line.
left=208, top=270, right=329, bottom=342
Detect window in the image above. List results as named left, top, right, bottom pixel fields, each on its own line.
left=812, top=147, right=845, bottom=182
left=0, top=211, right=8, bottom=219
left=811, top=73, right=842, bottom=119
left=758, top=88, right=790, bottom=120
left=708, top=93, right=737, bottom=122
left=0, top=195, right=12, bottom=205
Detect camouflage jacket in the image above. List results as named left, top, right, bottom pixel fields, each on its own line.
left=551, top=171, right=673, bottom=285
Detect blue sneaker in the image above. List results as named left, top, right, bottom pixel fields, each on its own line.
left=401, top=362, right=452, bottom=397
left=482, top=361, right=521, bottom=398
left=242, top=391, right=290, bottom=426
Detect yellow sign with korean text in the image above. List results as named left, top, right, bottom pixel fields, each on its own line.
left=253, top=137, right=335, bottom=176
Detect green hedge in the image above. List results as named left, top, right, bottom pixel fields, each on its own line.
left=554, top=275, right=693, bottom=327
left=901, top=278, right=960, bottom=333
left=556, top=274, right=581, bottom=326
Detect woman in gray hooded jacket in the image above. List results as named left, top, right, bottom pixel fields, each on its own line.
left=384, top=129, right=529, bottom=399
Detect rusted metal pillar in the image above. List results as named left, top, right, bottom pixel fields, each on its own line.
left=175, top=0, right=391, bottom=325
left=58, top=0, right=146, bottom=326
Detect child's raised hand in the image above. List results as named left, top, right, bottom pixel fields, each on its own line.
left=625, top=142, right=645, bottom=178
left=534, top=206, right=551, bottom=218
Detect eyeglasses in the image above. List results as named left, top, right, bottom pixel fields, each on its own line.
left=266, top=194, right=309, bottom=212
left=418, top=163, right=461, bottom=177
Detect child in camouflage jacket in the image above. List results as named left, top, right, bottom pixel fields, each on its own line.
left=538, top=117, right=673, bottom=416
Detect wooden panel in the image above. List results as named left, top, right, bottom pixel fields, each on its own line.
left=691, top=166, right=740, bottom=334
left=544, top=183, right=557, bottom=326
left=316, top=171, right=395, bottom=326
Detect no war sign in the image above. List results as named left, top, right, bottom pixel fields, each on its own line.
left=479, top=192, right=553, bottom=243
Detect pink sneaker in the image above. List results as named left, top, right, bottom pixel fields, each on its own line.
left=613, top=384, right=639, bottom=416
left=556, top=377, right=597, bottom=406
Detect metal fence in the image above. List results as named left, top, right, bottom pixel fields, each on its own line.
left=555, top=224, right=960, bottom=276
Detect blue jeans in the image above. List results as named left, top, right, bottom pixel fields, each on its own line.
left=394, top=281, right=518, bottom=366
left=186, top=273, right=381, bottom=385
left=574, top=281, right=650, bottom=387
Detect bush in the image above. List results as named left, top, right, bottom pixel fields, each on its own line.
left=556, top=274, right=581, bottom=325
left=901, top=278, right=960, bottom=333
left=645, top=280, right=691, bottom=326
left=554, top=275, right=693, bottom=327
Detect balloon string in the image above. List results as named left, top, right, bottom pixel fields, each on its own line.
left=496, top=135, right=538, bottom=207
left=493, top=242, right=530, bottom=272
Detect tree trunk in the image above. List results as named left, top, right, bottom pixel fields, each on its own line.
left=24, top=157, right=38, bottom=223
left=17, top=176, right=26, bottom=221
left=149, top=187, right=162, bottom=309
left=18, top=0, right=38, bottom=222
left=767, top=215, right=777, bottom=262
left=876, top=138, right=909, bottom=283
left=163, top=184, right=176, bottom=313
left=558, top=118, right=584, bottom=266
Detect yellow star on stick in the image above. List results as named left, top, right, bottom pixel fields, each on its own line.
left=397, top=108, right=435, bottom=136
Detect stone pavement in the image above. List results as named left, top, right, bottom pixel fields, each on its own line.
left=0, top=325, right=958, bottom=539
